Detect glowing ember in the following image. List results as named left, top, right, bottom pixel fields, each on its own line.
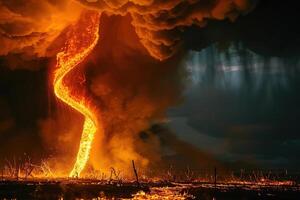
left=53, top=11, right=101, bottom=177
left=132, top=186, right=195, bottom=200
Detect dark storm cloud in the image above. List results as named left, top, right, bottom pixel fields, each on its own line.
left=183, top=0, right=300, bottom=58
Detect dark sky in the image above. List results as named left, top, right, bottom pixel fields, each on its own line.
left=166, top=0, right=300, bottom=169
left=0, top=0, right=299, bottom=170
left=167, top=45, right=300, bottom=169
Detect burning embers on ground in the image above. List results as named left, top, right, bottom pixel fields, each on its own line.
left=0, top=151, right=299, bottom=199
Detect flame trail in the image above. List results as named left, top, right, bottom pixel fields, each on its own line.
left=53, top=11, right=101, bottom=177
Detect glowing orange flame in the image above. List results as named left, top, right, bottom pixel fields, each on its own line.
left=53, top=11, right=100, bottom=177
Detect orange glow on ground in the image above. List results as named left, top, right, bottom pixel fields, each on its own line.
left=53, top=11, right=101, bottom=177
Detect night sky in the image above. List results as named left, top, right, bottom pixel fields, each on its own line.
left=0, top=0, right=299, bottom=171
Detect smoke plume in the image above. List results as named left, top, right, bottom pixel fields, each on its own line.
left=0, top=0, right=259, bottom=176
left=86, top=14, right=186, bottom=174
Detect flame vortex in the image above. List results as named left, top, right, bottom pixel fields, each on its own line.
left=53, top=11, right=100, bottom=177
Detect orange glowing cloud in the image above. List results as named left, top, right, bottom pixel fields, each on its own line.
left=0, top=0, right=82, bottom=57
left=0, top=0, right=256, bottom=61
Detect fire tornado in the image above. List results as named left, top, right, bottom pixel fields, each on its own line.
left=53, top=11, right=101, bottom=177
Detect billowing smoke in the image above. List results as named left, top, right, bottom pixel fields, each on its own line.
left=0, top=0, right=256, bottom=60
left=86, top=14, right=186, bottom=174
left=0, top=0, right=259, bottom=176
left=0, top=0, right=82, bottom=58
left=77, top=0, right=256, bottom=60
